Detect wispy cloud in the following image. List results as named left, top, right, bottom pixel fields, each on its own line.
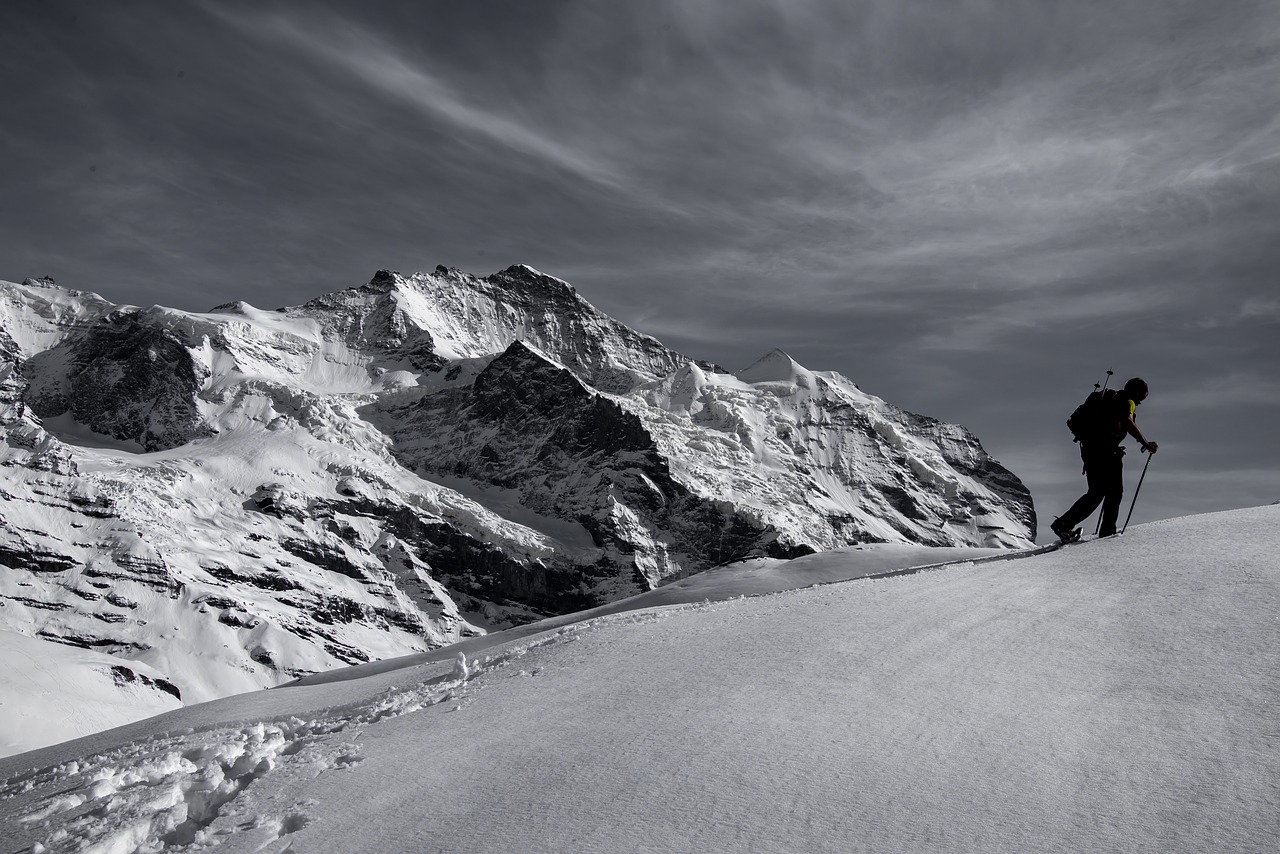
left=1194, top=297, right=1280, bottom=329
left=909, top=285, right=1171, bottom=353
left=204, top=5, right=628, bottom=194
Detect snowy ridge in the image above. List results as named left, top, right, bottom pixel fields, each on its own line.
left=1, top=268, right=1034, bottom=746
left=1, top=506, right=1275, bottom=853
left=632, top=347, right=1031, bottom=557
left=293, top=265, right=693, bottom=393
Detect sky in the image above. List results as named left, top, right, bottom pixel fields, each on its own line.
left=2, top=0, right=1277, bottom=535
left=2, top=505, right=1277, bottom=852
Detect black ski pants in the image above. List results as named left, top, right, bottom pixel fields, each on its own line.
left=1058, top=444, right=1125, bottom=537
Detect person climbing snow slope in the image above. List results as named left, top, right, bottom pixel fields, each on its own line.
left=1052, top=376, right=1159, bottom=542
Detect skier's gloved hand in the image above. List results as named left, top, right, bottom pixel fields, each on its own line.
left=1142, top=441, right=1158, bottom=454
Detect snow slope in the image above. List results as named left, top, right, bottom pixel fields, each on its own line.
left=0, top=631, right=182, bottom=759
left=2, top=505, right=1276, bottom=853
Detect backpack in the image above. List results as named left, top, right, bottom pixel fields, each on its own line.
left=1067, top=388, right=1124, bottom=444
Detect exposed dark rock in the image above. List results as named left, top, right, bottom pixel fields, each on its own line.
left=0, top=543, right=79, bottom=573
left=217, top=609, right=258, bottom=629
left=200, top=561, right=302, bottom=592
left=299, top=272, right=445, bottom=372
left=193, top=593, right=240, bottom=610
left=881, top=485, right=926, bottom=522
left=36, top=630, right=150, bottom=654
left=279, top=537, right=370, bottom=582
left=373, top=340, right=810, bottom=607
left=370, top=269, right=399, bottom=288
left=310, top=595, right=366, bottom=625
left=1, top=594, right=71, bottom=611
left=43, top=311, right=214, bottom=451
left=322, top=639, right=370, bottom=665
left=249, top=646, right=277, bottom=669
left=249, top=484, right=307, bottom=521
left=109, top=664, right=182, bottom=700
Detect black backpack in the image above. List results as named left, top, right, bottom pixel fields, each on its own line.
left=1067, top=388, right=1123, bottom=444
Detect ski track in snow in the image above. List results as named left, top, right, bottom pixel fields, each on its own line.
left=1, top=622, right=615, bottom=854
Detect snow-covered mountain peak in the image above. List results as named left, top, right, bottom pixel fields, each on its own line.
left=485, top=263, right=579, bottom=300
left=736, top=347, right=817, bottom=392
left=1, top=278, right=118, bottom=360
left=2, top=266, right=1037, bottom=739
left=284, top=266, right=691, bottom=394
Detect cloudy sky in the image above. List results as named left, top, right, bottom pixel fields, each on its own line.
left=3, top=0, right=1277, bottom=536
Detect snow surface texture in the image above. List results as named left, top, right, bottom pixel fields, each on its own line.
left=1, top=268, right=1033, bottom=747
left=0, top=631, right=182, bottom=758
left=1, top=506, right=1276, bottom=853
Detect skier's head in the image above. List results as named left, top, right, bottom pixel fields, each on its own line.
left=1124, top=377, right=1149, bottom=403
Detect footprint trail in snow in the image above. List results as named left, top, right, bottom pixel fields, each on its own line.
left=3, top=634, right=568, bottom=853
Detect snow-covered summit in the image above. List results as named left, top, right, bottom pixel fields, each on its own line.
left=289, top=265, right=695, bottom=393
left=736, top=347, right=815, bottom=387
left=1, top=266, right=1035, bottom=740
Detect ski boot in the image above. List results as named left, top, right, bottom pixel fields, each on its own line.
left=1050, top=517, right=1082, bottom=544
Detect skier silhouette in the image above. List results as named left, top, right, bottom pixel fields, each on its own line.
left=1052, top=377, right=1158, bottom=541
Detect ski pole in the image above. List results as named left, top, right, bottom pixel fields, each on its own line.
left=1120, top=449, right=1153, bottom=534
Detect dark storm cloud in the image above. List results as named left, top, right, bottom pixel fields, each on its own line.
left=2, top=0, right=1277, bottom=534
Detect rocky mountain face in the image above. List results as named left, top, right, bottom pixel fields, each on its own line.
left=0, top=266, right=1036, bottom=713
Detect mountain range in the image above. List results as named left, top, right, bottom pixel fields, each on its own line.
left=0, top=265, right=1035, bottom=716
